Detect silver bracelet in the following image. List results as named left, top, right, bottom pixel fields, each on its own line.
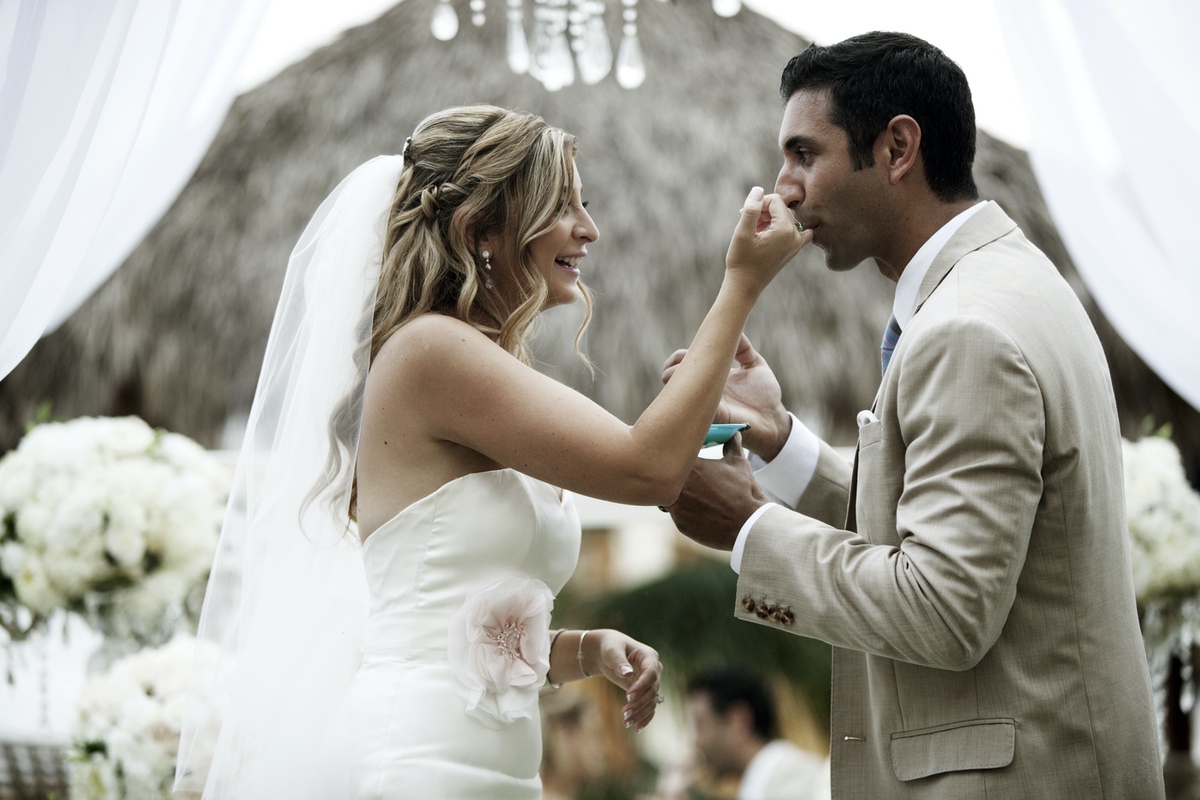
left=577, top=629, right=591, bottom=678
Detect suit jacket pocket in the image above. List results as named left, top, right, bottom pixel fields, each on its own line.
left=890, top=718, right=1015, bottom=781
left=857, top=418, right=883, bottom=449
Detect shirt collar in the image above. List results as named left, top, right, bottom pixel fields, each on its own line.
left=892, top=202, right=985, bottom=328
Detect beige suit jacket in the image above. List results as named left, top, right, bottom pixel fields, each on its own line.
left=736, top=202, right=1163, bottom=798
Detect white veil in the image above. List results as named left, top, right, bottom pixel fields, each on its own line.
left=174, top=156, right=403, bottom=798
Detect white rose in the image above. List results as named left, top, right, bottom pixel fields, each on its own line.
left=156, top=432, right=207, bottom=471
left=45, top=476, right=107, bottom=550
left=13, top=493, right=57, bottom=550
left=106, top=495, right=149, bottom=565
left=96, top=416, right=157, bottom=458
left=73, top=636, right=198, bottom=800
left=12, top=553, right=66, bottom=615
left=105, top=524, right=148, bottom=571
left=28, top=422, right=96, bottom=475
left=1123, top=436, right=1200, bottom=604
left=0, top=541, right=26, bottom=578
left=43, top=541, right=111, bottom=600
left=0, top=452, right=36, bottom=511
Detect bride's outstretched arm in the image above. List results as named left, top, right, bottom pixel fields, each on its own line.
left=369, top=189, right=811, bottom=507
left=547, top=628, right=663, bottom=732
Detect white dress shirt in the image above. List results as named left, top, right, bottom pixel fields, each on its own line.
left=731, top=202, right=985, bottom=573
left=738, top=740, right=828, bottom=800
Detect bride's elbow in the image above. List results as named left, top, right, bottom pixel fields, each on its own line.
left=622, top=464, right=687, bottom=507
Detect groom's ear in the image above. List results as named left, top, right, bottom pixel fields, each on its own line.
left=880, top=114, right=921, bottom=186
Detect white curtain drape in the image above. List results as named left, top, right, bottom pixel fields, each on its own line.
left=993, top=0, right=1200, bottom=412
left=0, top=0, right=270, bottom=381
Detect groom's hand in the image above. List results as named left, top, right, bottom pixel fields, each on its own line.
left=662, top=335, right=791, bottom=461
left=665, top=435, right=768, bottom=551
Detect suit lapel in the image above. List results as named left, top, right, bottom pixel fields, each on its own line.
left=865, top=203, right=1018, bottom=410
left=912, top=201, right=1017, bottom=318
left=852, top=203, right=1018, bottom=538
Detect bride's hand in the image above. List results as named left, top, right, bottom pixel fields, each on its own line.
left=661, top=334, right=791, bottom=461
left=590, top=629, right=664, bottom=732
left=724, top=187, right=811, bottom=296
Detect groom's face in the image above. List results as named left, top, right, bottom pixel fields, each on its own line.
left=774, top=89, right=889, bottom=273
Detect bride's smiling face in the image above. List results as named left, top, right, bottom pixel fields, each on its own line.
left=479, top=161, right=598, bottom=311
left=525, top=165, right=598, bottom=309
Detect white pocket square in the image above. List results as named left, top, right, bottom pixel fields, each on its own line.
left=857, top=410, right=880, bottom=429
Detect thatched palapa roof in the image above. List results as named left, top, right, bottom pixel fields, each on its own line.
left=3, top=0, right=1197, bottom=468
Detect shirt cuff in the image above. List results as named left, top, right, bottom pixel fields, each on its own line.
left=731, top=503, right=776, bottom=574
left=748, top=413, right=820, bottom=509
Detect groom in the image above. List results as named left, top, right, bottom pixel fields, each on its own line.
left=664, top=32, right=1163, bottom=799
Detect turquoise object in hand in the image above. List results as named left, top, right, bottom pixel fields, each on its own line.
left=703, top=423, right=750, bottom=448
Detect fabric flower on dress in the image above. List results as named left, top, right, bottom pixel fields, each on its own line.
left=447, top=572, right=555, bottom=728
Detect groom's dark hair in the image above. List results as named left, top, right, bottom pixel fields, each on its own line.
left=780, top=31, right=979, bottom=203
left=688, top=666, right=779, bottom=741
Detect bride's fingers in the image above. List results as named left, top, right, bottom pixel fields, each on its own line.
left=623, top=679, right=662, bottom=730
left=624, top=668, right=655, bottom=700
left=622, top=686, right=659, bottom=730
left=622, top=650, right=660, bottom=698
left=620, top=649, right=663, bottom=730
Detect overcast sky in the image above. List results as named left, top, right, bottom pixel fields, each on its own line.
left=236, top=0, right=1030, bottom=148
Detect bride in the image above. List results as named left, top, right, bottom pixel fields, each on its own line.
left=175, top=105, right=808, bottom=799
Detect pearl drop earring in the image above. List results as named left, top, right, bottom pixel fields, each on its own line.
left=481, top=250, right=493, bottom=289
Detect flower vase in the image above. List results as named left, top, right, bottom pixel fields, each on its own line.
left=80, top=593, right=175, bottom=673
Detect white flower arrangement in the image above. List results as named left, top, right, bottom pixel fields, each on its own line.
left=447, top=572, right=555, bottom=728
left=0, top=416, right=228, bottom=640
left=69, top=635, right=201, bottom=800
left=1123, top=434, right=1200, bottom=605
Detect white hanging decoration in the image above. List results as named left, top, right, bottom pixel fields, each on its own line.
left=571, top=0, right=612, bottom=85
left=507, top=0, right=531, bottom=74
left=712, top=0, right=741, bottom=18
left=546, top=29, right=576, bottom=90
left=530, top=0, right=574, bottom=91
left=430, top=0, right=739, bottom=89
left=615, top=0, right=645, bottom=89
left=471, top=0, right=487, bottom=26
left=527, top=3, right=552, bottom=86
left=432, top=0, right=460, bottom=41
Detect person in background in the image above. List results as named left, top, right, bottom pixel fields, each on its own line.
left=672, top=667, right=827, bottom=800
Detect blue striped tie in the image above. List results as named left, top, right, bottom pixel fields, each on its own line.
left=880, top=314, right=902, bottom=375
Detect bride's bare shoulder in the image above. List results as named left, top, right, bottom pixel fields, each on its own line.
left=372, top=314, right=492, bottom=379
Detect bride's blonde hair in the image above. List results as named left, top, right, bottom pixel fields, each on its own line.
left=373, top=104, right=593, bottom=365
left=317, top=106, right=594, bottom=524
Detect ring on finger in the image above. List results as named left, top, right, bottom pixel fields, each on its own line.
left=656, top=693, right=665, bottom=704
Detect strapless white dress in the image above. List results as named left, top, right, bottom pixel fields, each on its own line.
left=333, top=469, right=580, bottom=799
